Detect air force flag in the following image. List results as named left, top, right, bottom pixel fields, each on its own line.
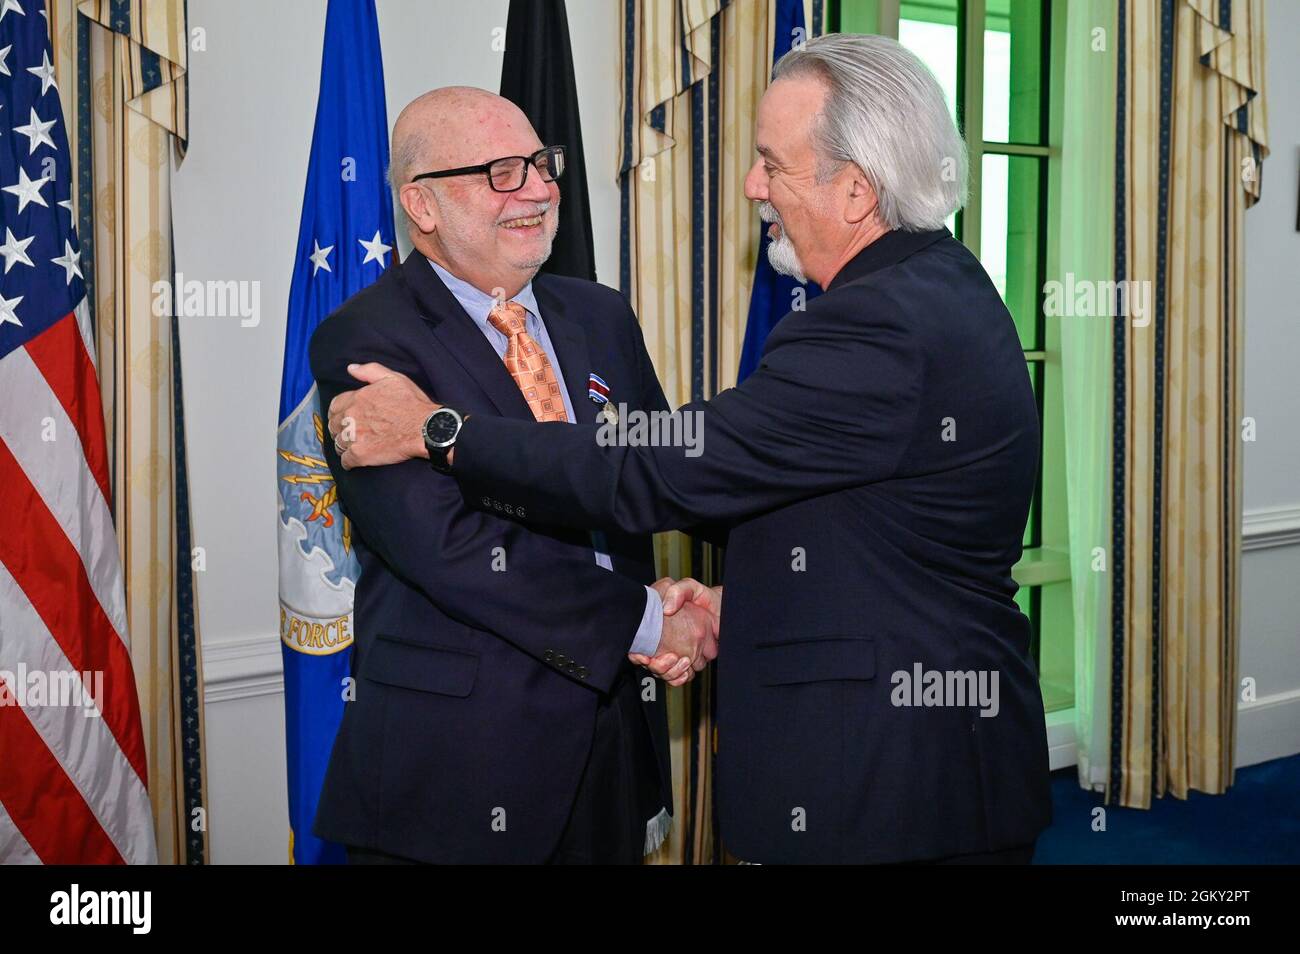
left=276, top=0, right=395, bottom=865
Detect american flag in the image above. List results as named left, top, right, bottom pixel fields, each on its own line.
left=0, top=1, right=155, bottom=863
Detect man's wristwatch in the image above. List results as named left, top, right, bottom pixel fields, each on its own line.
left=422, top=406, right=467, bottom=474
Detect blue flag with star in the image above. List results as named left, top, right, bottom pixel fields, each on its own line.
left=737, top=0, right=822, bottom=382
left=276, top=0, right=394, bottom=865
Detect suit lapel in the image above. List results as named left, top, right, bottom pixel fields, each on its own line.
left=397, top=250, right=534, bottom=420
left=533, top=278, right=607, bottom=553
left=533, top=278, right=597, bottom=426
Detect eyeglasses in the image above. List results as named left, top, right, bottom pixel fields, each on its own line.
left=410, top=145, right=566, bottom=193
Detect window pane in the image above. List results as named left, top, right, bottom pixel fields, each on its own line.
left=979, top=153, right=1041, bottom=349
left=983, top=0, right=1045, bottom=143
left=1016, top=584, right=1038, bottom=673
left=899, top=1, right=959, bottom=232
left=898, top=1, right=959, bottom=124
left=1014, top=582, right=1033, bottom=621
left=1022, top=361, right=1040, bottom=548
left=1039, top=580, right=1075, bottom=712
left=1022, top=477, right=1038, bottom=548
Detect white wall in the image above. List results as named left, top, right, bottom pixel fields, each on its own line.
left=1236, top=0, right=1300, bottom=769
left=175, top=0, right=622, bottom=864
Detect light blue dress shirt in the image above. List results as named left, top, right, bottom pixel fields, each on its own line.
left=428, top=259, right=663, bottom=657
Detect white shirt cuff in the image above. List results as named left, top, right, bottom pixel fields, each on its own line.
left=629, top=586, right=663, bottom=656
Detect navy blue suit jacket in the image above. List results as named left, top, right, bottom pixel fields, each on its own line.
left=308, top=251, right=672, bottom=863
left=452, top=228, right=1053, bottom=863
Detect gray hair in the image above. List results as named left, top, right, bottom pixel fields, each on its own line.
left=772, top=33, right=968, bottom=231
left=388, top=127, right=428, bottom=231
left=388, top=129, right=426, bottom=194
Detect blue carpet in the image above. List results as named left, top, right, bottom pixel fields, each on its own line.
left=1033, top=753, right=1300, bottom=864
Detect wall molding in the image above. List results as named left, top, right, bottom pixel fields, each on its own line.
left=203, top=633, right=283, bottom=704
left=1235, top=686, right=1300, bottom=769
left=1243, top=504, right=1300, bottom=552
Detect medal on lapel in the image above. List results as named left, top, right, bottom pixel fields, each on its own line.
left=588, top=373, right=618, bottom=425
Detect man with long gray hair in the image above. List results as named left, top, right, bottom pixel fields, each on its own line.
left=327, top=35, right=1053, bottom=864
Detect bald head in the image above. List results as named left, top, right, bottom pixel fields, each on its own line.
left=389, top=87, right=539, bottom=190
left=392, top=86, right=561, bottom=299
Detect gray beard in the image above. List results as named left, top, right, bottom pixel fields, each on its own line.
left=514, top=232, right=555, bottom=271
left=766, top=230, right=808, bottom=284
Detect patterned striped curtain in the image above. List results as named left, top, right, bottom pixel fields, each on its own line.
left=618, top=0, right=824, bottom=863
left=48, top=0, right=207, bottom=864
left=1110, top=0, right=1267, bottom=807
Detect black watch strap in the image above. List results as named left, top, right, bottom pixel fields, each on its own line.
left=427, top=444, right=452, bottom=474
left=423, top=408, right=465, bottom=474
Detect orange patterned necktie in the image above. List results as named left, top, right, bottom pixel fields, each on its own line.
left=487, top=301, right=569, bottom=422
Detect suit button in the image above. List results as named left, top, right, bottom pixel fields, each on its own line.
left=493, top=501, right=503, bottom=511
left=517, top=507, right=527, bottom=519
left=543, top=650, right=555, bottom=662
left=504, top=504, right=514, bottom=515
left=554, top=653, right=568, bottom=665
left=576, top=666, right=589, bottom=680
left=481, top=496, right=491, bottom=508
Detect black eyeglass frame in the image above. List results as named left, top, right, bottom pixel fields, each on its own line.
left=409, top=145, right=566, bottom=192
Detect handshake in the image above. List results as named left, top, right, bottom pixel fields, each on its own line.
left=629, top=578, right=723, bottom=687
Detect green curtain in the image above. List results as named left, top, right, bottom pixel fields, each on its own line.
left=1058, top=0, right=1117, bottom=793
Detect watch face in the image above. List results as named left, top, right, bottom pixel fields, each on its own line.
left=426, top=409, right=460, bottom=445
